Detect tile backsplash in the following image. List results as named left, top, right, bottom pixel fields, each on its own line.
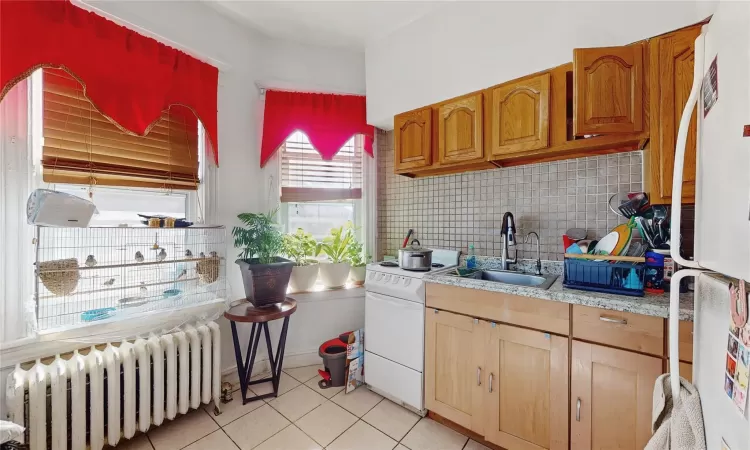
left=377, top=130, right=643, bottom=261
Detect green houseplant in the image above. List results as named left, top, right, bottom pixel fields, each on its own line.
left=232, top=210, right=293, bottom=307
left=283, top=228, right=319, bottom=292
left=317, top=223, right=355, bottom=288
left=346, top=238, right=369, bottom=286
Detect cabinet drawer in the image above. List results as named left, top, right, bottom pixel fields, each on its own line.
left=572, top=305, right=664, bottom=356
left=365, top=350, right=423, bottom=411
left=426, top=283, right=569, bottom=335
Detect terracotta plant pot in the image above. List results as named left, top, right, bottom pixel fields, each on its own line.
left=349, top=265, right=366, bottom=286
left=235, top=257, right=293, bottom=307
left=319, top=262, right=351, bottom=289
left=289, top=263, right=320, bottom=293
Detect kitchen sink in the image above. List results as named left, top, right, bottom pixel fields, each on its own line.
left=459, top=270, right=557, bottom=290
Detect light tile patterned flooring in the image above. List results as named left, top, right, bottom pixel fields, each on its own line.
left=108, top=365, right=490, bottom=450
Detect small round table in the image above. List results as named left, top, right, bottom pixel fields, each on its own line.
left=225, top=298, right=297, bottom=404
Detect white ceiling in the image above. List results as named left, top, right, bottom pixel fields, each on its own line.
left=204, top=1, right=444, bottom=50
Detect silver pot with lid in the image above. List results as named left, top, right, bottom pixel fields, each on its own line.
left=398, top=239, right=433, bottom=271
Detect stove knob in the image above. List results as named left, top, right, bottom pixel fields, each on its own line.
left=367, top=272, right=375, bottom=280
left=375, top=273, right=384, bottom=281
left=391, top=276, right=400, bottom=284
left=403, top=278, right=411, bottom=287
left=383, top=274, right=391, bottom=282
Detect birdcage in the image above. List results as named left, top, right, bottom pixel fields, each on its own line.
left=33, top=225, right=227, bottom=332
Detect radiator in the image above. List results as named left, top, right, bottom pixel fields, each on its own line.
left=5, top=322, right=222, bottom=450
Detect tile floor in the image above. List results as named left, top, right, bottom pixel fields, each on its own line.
left=109, top=365, right=490, bottom=450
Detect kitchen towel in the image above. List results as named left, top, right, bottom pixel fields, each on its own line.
left=646, top=374, right=706, bottom=450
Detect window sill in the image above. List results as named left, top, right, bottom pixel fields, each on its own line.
left=0, top=298, right=226, bottom=368
left=287, top=284, right=364, bottom=303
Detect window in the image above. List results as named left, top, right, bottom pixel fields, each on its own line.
left=1, top=69, right=214, bottom=341
left=36, top=68, right=207, bottom=225
left=279, top=131, right=363, bottom=239
left=40, top=68, right=200, bottom=190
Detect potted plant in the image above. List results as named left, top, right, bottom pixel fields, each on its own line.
left=317, top=224, right=355, bottom=288
left=283, top=228, right=320, bottom=293
left=346, top=236, right=369, bottom=286
left=232, top=210, right=293, bottom=307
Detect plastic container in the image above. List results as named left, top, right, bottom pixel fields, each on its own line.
left=563, top=257, right=645, bottom=297
left=466, top=244, right=477, bottom=269
left=318, top=335, right=349, bottom=388
left=644, top=251, right=665, bottom=293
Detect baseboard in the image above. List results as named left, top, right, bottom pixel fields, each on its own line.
left=283, top=350, right=322, bottom=368
left=221, top=350, right=322, bottom=386
left=221, top=359, right=271, bottom=387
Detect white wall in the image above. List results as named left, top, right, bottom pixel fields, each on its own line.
left=365, top=0, right=717, bottom=129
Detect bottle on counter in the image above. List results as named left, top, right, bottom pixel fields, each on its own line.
left=466, top=244, right=477, bottom=269
left=645, top=251, right=665, bottom=294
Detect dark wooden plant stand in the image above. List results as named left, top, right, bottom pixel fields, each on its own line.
left=224, top=298, right=297, bottom=404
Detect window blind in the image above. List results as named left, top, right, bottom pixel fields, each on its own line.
left=41, top=68, right=199, bottom=190
left=280, top=131, right=363, bottom=203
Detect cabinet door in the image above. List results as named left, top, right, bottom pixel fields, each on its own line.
left=491, top=73, right=550, bottom=156
left=425, top=309, right=486, bottom=435
left=571, top=341, right=662, bottom=450
left=574, top=43, right=644, bottom=135
left=484, top=324, right=568, bottom=450
left=438, top=94, right=484, bottom=164
left=394, top=108, right=432, bottom=171
left=648, top=26, right=700, bottom=204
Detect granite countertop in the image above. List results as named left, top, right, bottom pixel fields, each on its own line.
left=424, top=258, right=695, bottom=321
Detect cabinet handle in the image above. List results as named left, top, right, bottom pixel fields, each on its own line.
left=476, top=367, right=482, bottom=386
left=599, top=315, right=627, bottom=325
left=488, top=373, right=493, bottom=393
left=576, top=398, right=581, bottom=422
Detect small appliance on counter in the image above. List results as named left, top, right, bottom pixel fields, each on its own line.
left=364, top=248, right=459, bottom=413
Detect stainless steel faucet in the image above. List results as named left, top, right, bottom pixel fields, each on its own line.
left=525, top=232, right=542, bottom=276
left=500, top=212, right=517, bottom=271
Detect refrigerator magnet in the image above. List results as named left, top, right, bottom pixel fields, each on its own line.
left=729, top=281, right=748, bottom=328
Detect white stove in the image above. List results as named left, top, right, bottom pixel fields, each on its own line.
left=364, top=249, right=459, bottom=414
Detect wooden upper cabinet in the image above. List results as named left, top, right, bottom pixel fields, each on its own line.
left=394, top=107, right=432, bottom=172
left=647, top=25, right=701, bottom=204
left=484, top=324, right=568, bottom=450
left=571, top=341, right=661, bottom=450
left=490, top=73, right=550, bottom=156
left=438, top=94, right=484, bottom=164
left=574, top=43, right=644, bottom=135
left=425, top=309, right=487, bottom=435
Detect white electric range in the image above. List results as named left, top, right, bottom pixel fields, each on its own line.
left=364, top=249, right=459, bottom=414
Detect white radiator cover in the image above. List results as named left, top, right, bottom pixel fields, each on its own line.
left=5, top=322, right=221, bottom=450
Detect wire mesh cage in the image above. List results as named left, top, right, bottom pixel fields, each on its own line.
left=34, top=226, right=227, bottom=331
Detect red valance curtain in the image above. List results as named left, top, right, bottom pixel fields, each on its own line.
left=260, top=90, right=374, bottom=167
left=0, top=0, right=220, bottom=165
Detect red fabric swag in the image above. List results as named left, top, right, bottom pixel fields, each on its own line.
left=0, top=0, right=220, bottom=165
left=261, top=90, right=374, bottom=167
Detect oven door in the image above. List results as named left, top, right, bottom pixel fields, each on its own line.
left=365, top=291, right=424, bottom=372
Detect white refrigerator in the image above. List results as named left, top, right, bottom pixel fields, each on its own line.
left=669, top=1, right=750, bottom=448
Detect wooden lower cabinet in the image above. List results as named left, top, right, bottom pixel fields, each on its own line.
left=484, top=324, right=569, bottom=450
left=425, top=309, right=487, bottom=435
left=571, top=341, right=662, bottom=450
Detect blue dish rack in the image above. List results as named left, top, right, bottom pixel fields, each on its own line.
left=563, top=256, right=646, bottom=297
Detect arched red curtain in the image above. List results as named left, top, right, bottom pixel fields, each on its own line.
left=0, top=0, right=220, bottom=165
left=261, top=90, right=374, bottom=167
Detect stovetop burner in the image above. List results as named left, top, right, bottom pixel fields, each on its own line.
left=378, top=261, right=445, bottom=269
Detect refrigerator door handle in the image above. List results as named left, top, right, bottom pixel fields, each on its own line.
left=668, top=269, right=706, bottom=401
left=670, top=32, right=705, bottom=270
